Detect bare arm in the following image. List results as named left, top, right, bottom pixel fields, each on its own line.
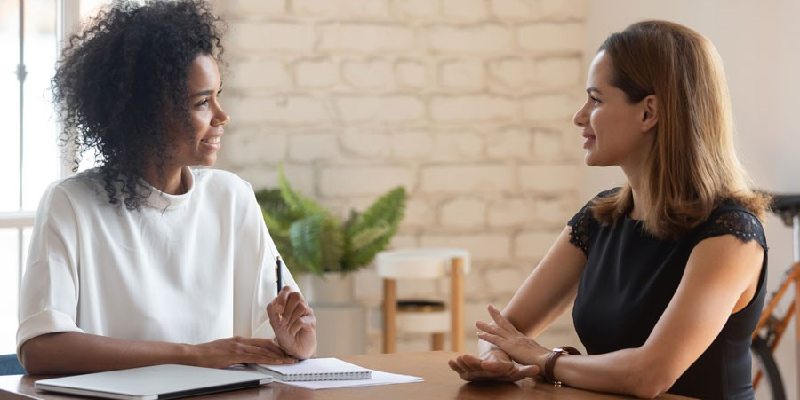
left=19, top=331, right=295, bottom=375
left=503, top=226, right=587, bottom=337
left=454, top=226, right=587, bottom=379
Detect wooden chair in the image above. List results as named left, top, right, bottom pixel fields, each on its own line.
left=376, top=248, right=470, bottom=353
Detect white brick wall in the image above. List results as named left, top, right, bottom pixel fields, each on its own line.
left=215, top=0, right=587, bottom=355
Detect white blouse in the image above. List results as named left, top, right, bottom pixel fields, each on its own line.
left=17, top=167, right=299, bottom=353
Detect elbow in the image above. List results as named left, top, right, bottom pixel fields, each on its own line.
left=632, top=385, right=669, bottom=399
left=18, top=341, right=42, bottom=375
left=629, top=373, right=675, bottom=399
left=19, top=337, right=56, bottom=375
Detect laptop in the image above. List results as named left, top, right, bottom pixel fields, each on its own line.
left=35, top=364, right=273, bottom=400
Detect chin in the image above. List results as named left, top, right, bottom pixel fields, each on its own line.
left=584, top=152, right=612, bottom=167
left=202, top=155, right=218, bottom=166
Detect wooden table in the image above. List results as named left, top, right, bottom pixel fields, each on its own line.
left=0, top=351, right=694, bottom=399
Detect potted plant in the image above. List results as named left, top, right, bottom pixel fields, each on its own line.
left=254, top=166, right=406, bottom=356
left=254, top=166, right=406, bottom=299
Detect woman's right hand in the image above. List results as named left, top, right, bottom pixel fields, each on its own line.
left=448, top=348, right=539, bottom=382
left=191, top=337, right=297, bottom=368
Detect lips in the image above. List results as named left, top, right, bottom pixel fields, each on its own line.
left=582, top=131, right=595, bottom=149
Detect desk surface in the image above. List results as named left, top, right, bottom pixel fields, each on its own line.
left=0, top=351, right=694, bottom=400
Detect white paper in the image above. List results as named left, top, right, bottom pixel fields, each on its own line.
left=276, top=370, right=423, bottom=390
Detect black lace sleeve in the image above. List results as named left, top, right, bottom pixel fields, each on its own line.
left=568, top=202, right=592, bottom=255
left=694, top=209, right=768, bottom=251
left=567, top=188, right=618, bottom=256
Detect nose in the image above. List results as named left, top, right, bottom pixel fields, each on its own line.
left=573, top=101, right=589, bottom=127
left=212, top=105, right=229, bottom=127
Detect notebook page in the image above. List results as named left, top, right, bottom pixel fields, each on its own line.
left=279, top=370, right=423, bottom=390
left=254, top=358, right=372, bottom=381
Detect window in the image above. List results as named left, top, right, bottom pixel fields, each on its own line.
left=0, top=0, right=109, bottom=355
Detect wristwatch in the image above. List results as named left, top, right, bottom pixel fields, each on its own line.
left=544, top=346, right=581, bottom=386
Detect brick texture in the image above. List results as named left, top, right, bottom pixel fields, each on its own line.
left=215, top=0, right=588, bottom=355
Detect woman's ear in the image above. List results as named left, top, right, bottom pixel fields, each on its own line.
left=641, top=95, right=658, bottom=132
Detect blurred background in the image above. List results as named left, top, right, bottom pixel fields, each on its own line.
left=1, top=1, right=797, bottom=398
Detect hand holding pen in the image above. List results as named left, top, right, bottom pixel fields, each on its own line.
left=266, top=255, right=317, bottom=360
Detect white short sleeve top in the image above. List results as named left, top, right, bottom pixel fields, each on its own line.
left=17, top=167, right=300, bottom=353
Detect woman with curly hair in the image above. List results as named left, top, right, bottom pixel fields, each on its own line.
left=16, top=0, right=316, bottom=374
left=449, top=21, right=770, bottom=399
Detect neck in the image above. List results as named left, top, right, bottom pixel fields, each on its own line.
left=622, top=165, right=647, bottom=221
left=144, top=166, right=186, bottom=195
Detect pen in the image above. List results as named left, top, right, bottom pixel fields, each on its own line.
left=276, top=255, right=283, bottom=296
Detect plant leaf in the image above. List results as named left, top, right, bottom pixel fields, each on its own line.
left=319, top=215, right=345, bottom=273
left=268, top=228, right=309, bottom=275
left=278, top=165, right=326, bottom=217
left=343, top=187, right=406, bottom=270
left=289, top=213, right=327, bottom=275
left=255, top=188, right=298, bottom=230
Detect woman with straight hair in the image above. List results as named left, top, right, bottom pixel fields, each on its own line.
left=449, top=20, right=769, bottom=400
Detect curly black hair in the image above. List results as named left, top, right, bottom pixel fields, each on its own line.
left=52, top=0, right=225, bottom=211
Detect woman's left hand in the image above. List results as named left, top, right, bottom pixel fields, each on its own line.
left=476, top=305, right=549, bottom=368
left=267, top=287, right=317, bottom=360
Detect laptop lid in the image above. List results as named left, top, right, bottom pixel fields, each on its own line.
left=35, top=364, right=273, bottom=400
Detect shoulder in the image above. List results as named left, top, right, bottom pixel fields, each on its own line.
left=42, top=169, right=105, bottom=206
left=190, top=169, right=260, bottom=221
left=572, top=187, right=622, bottom=219
left=567, top=187, right=621, bottom=255
left=692, top=200, right=766, bottom=250
left=32, top=169, right=110, bottom=227
left=192, top=168, right=254, bottom=194
left=192, top=167, right=250, bottom=186
left=594, top=187, right=622, bottom=201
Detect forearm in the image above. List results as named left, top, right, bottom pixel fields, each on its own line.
left=548, top=347, right=674, bottom=398
left=20, top=332, right=195, bottom=375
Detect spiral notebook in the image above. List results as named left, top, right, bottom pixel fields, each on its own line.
left=252, top=358, right=372, bottom=381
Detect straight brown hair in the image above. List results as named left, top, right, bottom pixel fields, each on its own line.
left=591, top=20, right=769, bottom=238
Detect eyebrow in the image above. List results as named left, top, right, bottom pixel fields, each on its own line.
left=587, top=87, right=602, bottom=95
left=189, top=85, right=223, bottom=98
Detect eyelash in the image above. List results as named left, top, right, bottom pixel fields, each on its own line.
left=195, top=90, right=223, bottom=108
left=589, top=95, right=601, bottom=105
left=194, top=89, right=223, bottom=108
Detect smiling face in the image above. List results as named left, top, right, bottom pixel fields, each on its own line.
left=573, top=51, right=656, bottom=171
left=168, top=54, right=229, bottom=169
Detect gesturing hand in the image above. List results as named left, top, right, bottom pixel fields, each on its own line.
left=267, top=286, right=317, bottom=360
left=448, top=348, right=539, bottom=382
left=475, top=305, right=549, bottom=367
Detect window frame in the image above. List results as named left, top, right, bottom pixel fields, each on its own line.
left=0, top=0, right=81, bottom=313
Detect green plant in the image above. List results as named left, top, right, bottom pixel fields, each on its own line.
left=255, top=166, right=406, bottom=276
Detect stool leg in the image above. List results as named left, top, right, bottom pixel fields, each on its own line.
left=451, top=258, right=464, bottom=353
left=383, top=278, right=397, bottom=353
left=432, top=333, right=445, bottom=351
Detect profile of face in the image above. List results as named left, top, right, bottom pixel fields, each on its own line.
left=573, top=51, right=657, bottom=169
left=167, top=54, right=229, bottom=169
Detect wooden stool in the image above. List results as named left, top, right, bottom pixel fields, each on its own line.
left=376, top=248, right=470, bottom=353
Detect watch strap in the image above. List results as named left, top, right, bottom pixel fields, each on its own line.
left=544, top=346, right=581, bottom=386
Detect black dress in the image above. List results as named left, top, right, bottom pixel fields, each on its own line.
left=569, top=189, right=767, bottom=400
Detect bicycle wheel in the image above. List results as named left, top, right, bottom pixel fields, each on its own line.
left=751, top=335, right=786, bottom=400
